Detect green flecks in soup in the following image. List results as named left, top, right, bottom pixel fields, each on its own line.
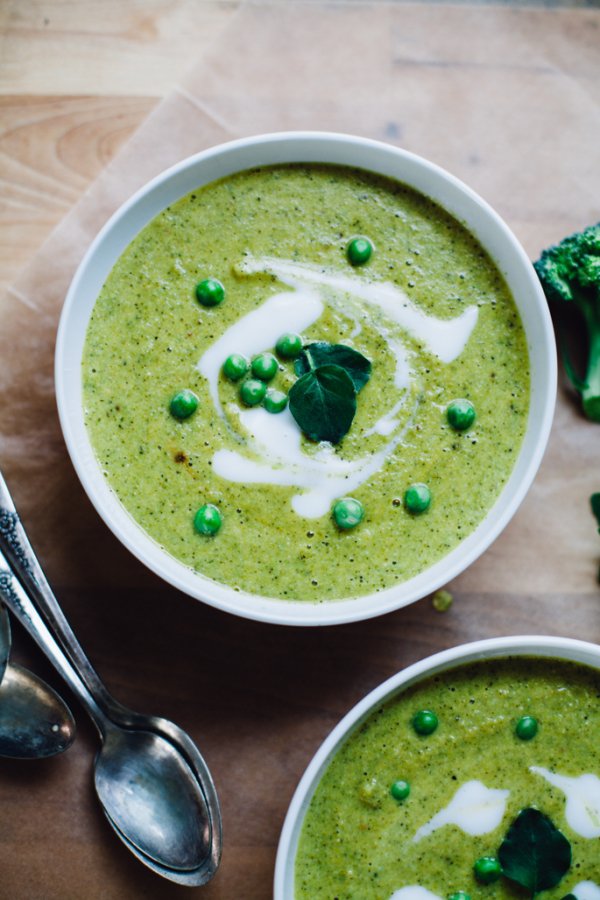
left=82, top=164, right=530, bottom=602
left=295, top=658, right=600, bottom=899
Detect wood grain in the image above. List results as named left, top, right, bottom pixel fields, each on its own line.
left=0, top=0, right=239, bottom=96
left=0, top=0, right=239, bottom=293
left=0, top=95, right=156, bottom=292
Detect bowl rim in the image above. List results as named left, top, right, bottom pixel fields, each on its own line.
left=273, top=634, right=600, bottom=898
left=55, top=130, right=556, bottom=626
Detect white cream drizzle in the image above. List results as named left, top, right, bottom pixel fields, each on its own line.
left=572, top=882, right=600, bottom=900
left=530, top=767, right=600, bottom=838
left=238, top=256, right=479, bottom=363
left=197, top=256, right=479, bottom=518
left=197, top=284, right=324, bottom=418
left=389, top=888, right=442, bottom=900
left=413, top=780, right=510, bottom=843
left=388, top=880, right=600, bottom=900
left=212, top=398, right=420, bottom=518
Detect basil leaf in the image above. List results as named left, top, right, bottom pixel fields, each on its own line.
left=295, top=342, right=372, bottom=392
left=498, top=808, right=571, bottom=893
left=591, top=493, right=600, bottom=531
left=288, top=364, right=357, bottom=443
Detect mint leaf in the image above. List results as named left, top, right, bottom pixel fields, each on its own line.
left=295, top=342, right=372, bottom=392
left=591, top=493, right=600, bottom=532
left=498, top=808, right=571, bottom=893
left=288, top=364, right=356, bottom=443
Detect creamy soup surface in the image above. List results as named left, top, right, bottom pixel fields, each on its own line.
left=295, top=657, right=600, bottom=899
left=83, top=164, right=529, bottom=602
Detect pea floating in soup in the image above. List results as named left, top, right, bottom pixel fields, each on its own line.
left=82, top=164, right=529, bottom=602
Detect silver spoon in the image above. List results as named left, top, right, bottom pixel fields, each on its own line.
left=0, top=478, right=221, bottom=884
left=0, top=661, right=76, bottom=758
left=0, top=602, right=9, bottom=685
left=0, top=599, right=74, bottom=758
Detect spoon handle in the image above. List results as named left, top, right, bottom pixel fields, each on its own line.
left=0, top=548, right=106, bottom=732
left=0, top=470, right=120, bottom=722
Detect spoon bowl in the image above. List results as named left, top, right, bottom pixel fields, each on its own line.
left=0, top=662, right=76, bottom=759
left=95, top=725, right=214, bottom=872
left=106, top=815, right=219, bottom=886
left=0, top=603, right=9, bottom=685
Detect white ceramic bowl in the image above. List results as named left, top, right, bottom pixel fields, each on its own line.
left=55, top=132, right=556, bottom=626
left=274, top=634, right=600, bottom=898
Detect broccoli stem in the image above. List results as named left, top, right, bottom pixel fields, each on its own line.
left=581, top=300, right=600, bottom=422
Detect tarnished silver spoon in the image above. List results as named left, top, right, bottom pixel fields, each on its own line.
left=0, top=661, right=75, bottom=758
left=0, top=600, right=74, bottom=758
left=0, top=475, right=221, bottom=885
left=0, top=602, right=9, bottom=685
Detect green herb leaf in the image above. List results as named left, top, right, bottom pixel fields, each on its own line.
left=295, top=342, right=372, bottom=392
left=498, top=808, right=571, bottom=893
left=288, top=364, right=357, bottom=443
left=591, top=493, right=600, bottom=532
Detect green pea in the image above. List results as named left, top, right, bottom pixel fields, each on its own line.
left=346, top=236, right=373, bottom=266
left=263, top=388, right=288, bottom=414
left=332, top=497, right=364, bottom=530
left=195, top=277, right=225, bottom=307
left=240, top=378, right=267, bottom=407
left=358, top=778, right=381, bottom=809
left=448, top=893, right=471, bottom=900
left=193, top=503, right=222, bottom=536
left=447, top=398, right=476, bottom=431
left=223, top=353, right=249, bottom=382
left=390, top=779, right=410, bottom=801
left=276, top=332, right=303, bottom=359
left=473, top=856, right=502, bottom=884
left=432, top=589, right=453, bottom=612
left=515, top=715, right=538, bottom=740
left=251, top=352, right=279, bottom=381
left=560, top=895, right=578, bottom=900
left=169, top=389, right=199, bottom=420
left=404, top=483, right=431, bottom=514
left=412, top=709, right=438, bottom=735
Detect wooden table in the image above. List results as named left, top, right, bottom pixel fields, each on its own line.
left=1, top=2, right=599, bottom=898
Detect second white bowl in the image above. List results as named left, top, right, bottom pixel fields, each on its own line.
left=274, top=635, right=600, bottom=897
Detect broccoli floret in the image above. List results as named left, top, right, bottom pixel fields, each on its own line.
left=534, top=223, right=600, bottom=421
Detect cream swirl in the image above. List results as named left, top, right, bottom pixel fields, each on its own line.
left=197, top=257, right=478, bottom=518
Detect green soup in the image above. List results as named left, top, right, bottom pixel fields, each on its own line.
left=82, top=164, right=529, bottom=602
left=295, top=657, right=600, bottom=899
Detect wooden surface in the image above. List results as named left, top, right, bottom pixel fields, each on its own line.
left=1, top=2, right=600, bottom=899
left=0, top=0, right=241, bottom=296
